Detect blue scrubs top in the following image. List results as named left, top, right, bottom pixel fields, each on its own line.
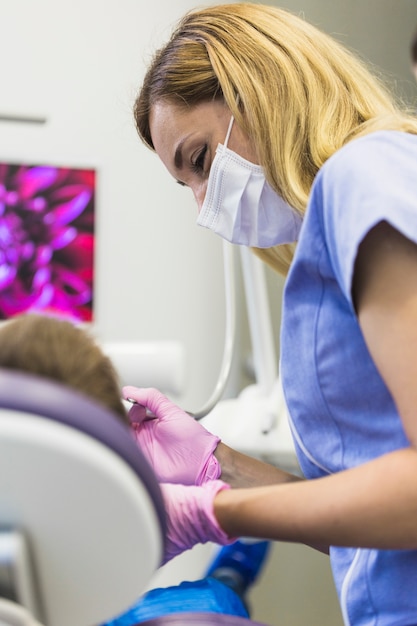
left=281, top=130, right=417, bottom=626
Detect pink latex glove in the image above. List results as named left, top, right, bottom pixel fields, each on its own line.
left=123, top=386, right=221, bottom=485
left=160, top=479, right=235, bottom=564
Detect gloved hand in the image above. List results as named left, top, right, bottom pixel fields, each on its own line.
left=123, top=386, right=221, bottom=485
left=160, top=479, right=235, bottom=564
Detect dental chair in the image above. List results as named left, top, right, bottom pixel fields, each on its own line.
left=0, top=369, right=267, bottom=626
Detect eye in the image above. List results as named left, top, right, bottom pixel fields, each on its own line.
left=191, top=145, right=208, bottom=174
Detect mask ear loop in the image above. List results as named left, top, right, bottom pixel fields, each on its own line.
left=224, top=115, right=235, bottom=149
left=224, top=90, right=241, bottom=148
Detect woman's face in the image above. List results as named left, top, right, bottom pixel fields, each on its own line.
left=149, top=99, right=258, bottom=211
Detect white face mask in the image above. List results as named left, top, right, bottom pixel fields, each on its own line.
left=197, top=116, right=302, bottom=247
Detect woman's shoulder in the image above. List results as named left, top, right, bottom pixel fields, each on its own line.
left=305, top=131, right=417, bottom=301
left=321, top=130, right=417, bottom=178
left=314, top=130, right=417, bottom=197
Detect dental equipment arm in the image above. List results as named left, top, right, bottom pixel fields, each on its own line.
left=200, top=247, right=298, bottom=471
left=239, top=247, right=277, bottom=395
left=190, top=240, right=237, bottom=420
left=189, top=240, right=297, bottom=469
left=188, top=242, right=278, bottom=419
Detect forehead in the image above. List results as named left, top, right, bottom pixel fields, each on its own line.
left=149, top=99, right=229, bottom=157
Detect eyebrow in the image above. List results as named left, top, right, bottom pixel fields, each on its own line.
left=174, top=139, right=185, bottom=170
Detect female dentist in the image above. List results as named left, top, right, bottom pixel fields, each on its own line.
left=125, top=4, right=417, bottom=625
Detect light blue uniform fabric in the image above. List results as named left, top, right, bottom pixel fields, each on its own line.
left=281, top=130, right=417, bottom=626
left=103, top=578, right=249, bottom=625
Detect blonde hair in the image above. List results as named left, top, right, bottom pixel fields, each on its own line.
left=0, top=314, right=128, bottom=423
left=135, top=2, right=417, bottom=275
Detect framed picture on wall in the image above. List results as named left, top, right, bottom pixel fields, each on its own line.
left=0, top=161, right=95, bottom=322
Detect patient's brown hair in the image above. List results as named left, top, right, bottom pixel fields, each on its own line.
left=0, top=314, right=128, bottom=423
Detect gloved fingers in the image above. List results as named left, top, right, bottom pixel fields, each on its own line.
left=127, top=402, right=149, bottom=425
left=123, top=386, right=222, bottom=486
left=123, top=385, right=154, bottom=405
left=122, top=386, right=185, bottom=421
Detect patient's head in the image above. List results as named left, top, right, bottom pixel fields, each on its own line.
left=0, top=313, right=128, bottom=423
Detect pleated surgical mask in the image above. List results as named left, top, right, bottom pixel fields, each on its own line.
left=197, top=115, right=302, bottom=247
